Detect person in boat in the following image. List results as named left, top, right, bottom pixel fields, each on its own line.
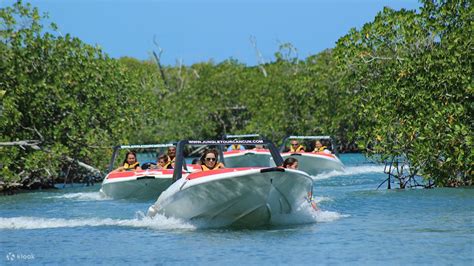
left=114, top=151, right=141, bottom=172
left=227, top=141, right=246, bottom=151
left=283, top=157, right=299, bottom=169
left=253, top=144, right=264, bottom=150
left=152, top=154, right=172, bottom=169
left=200, top=149, right=225, bottom=171
left=289, top=140, right=305, bottom=152
left=167, top=146, right=177, bottom=164
left=313, top=140, right=331, bottom=153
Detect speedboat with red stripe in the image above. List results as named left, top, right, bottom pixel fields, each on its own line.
left=147, top=139, right=314, bottom=228
left=101, top=166, right=201, bottom=200
left=223, top=149, right=274, bottom=168
left=221, top=134, right=274, bottom=168
left=100, top=144, right=200, bottom=200
left=280, top=136, right=344, bottom=176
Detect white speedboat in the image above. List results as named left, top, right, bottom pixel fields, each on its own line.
left=281, top=151, right=344, bottom=176
left=280, top=135, right=345, bottom=176
left=99, top=143, right=200, bottom=200
left=100, top=165, right=201, bottom=200
left=223, top=149, right=274, bottom=168
left=100, top=169, right=174, bottom=200
left=147, top=139, right=314, bottom=228
left=221, top=133, right=274, bottom=168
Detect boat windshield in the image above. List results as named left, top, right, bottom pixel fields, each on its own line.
left=172, top=139, right=283, bottom=182
left=279, top=135, right=336, bottom=153
left=108, top=144, right=174, bottom=172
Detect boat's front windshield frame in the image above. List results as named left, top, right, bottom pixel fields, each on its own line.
left=107, top=143, right=175, bottom=173
left=279, top=135, right=337, bottom=154
left=173, top=138, right=283, bottom=182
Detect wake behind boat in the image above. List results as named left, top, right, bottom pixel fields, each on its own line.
left=280, top=136, right=345, bottom=176
left=147, top=139, right=314, bottom=228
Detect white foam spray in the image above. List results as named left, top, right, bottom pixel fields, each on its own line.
left=0, top=214, right=196, bottom=230
left=271, top=200, right=348, bottom=226
left=45, top=192, right=110, bottom=201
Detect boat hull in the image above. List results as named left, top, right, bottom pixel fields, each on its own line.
left=281, top=152, right=344, bottom=176
left=100, top=170, right=174, bottom=200
left=149, top=168, right=313, bottom=227
left=223, top=149, right=274, bottom=168
left=100, top=164, right=201, bottom=200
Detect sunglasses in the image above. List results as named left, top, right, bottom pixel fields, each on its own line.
left=291, top=143, right=299, bottom=146
left=205, top=157, right=216, bottom=162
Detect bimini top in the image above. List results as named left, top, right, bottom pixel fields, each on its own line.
left=172, top=138, right=283, bottom=182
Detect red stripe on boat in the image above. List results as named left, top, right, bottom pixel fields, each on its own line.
left=186, top=167, right=258, bottom=180
left=107, top=165, right=201, bottom=179
left=107, top=169, right=174, bottom=179
left=252, top=149, right=270, bottom=153
left=223, top=149, right=270, bottom=155
left=281, top=152, right=336, bottom=159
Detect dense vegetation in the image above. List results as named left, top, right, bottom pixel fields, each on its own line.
left=0, top=0, right=472, bottom=192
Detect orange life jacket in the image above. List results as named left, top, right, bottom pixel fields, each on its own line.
left=230, top=144, right=241, bottom=150
left=201, top=162, right=225, bottom=171
left=123, top=162, right=140, bottom=171
left=290, top=145, right=305, bottom=152
left=313, top=146, right=327, bottom=152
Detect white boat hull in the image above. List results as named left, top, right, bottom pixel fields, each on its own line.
left=148, top=168, right=313, bottom=227
left=101, top=177, right=172, bottom=200
left=100, top=170, right=174, bottom=200
left=223, top=150, right=274, bottom=168
left=281, top=152, right=344, bottom=176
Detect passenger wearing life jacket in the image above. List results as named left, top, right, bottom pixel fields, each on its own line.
left=166, top=146, right=177, bottom=165
left=227, top=143, right=245, bottom=151
left=200, top=149, right=225, bottom=171
left=313, top=140, right=330, bottom=153
left=289, top=140, right=305, bottom=152
left=114, top=151, right=141, bottom=172
left=154, top=154, right=173, bottom=169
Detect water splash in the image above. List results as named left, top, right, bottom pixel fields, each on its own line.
left=271, top=201, right=348, bottom=226
left=311, top=165, right=385, bottom=180
left=313, top=196, right=332, bottom=203
left=0, top=215, right=196, bottom=230
left=45, top=192, right=110, bottom=201
left=1, top=201, right=347, bottom=230
left=313, top=210, right=350, bottom=222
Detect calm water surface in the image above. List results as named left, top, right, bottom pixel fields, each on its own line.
left=1, top=154, right=472, bottom=265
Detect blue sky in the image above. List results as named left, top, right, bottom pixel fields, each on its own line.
left=3, top=0, right=421, bottom=65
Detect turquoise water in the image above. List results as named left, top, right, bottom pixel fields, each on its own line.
left=1, top=154, right=472, bottom=265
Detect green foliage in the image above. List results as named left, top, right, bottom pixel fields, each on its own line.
left=1, top=0, right=471, bottom=190
left=333, top=1, right=473, bottom=186
left=0, top=1, right=157, bottom=187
